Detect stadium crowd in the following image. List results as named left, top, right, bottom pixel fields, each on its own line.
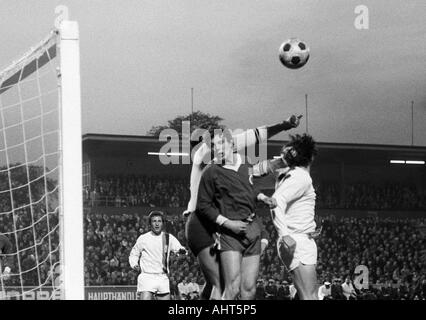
left=86, top=175, right=190, bottom=208
left=0, top=166, right=60, bottom=288
left=1, top=169, right=425, bottom=300
left=87, top=175, right=426, bottom=210
left=82, top=210, right=426, bottom=300
left=0, top=205, right=60, bottom=288
left=315, top=181, right=426, bottom=210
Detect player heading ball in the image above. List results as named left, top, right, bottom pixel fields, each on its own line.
left=269, top=134, right=320, bottom=300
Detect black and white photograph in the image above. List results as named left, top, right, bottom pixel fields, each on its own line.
left=0, top=0, right=425, bottom=308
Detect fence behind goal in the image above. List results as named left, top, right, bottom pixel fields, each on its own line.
left=0, top=21, right=84, bottom=300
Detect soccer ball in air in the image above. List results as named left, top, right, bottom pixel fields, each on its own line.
left=279, top=38, right=310, bottom=69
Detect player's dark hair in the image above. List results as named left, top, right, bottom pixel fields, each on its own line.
left=148, top=210, right=165, bottom=224
left=283, top=133, right=317, bottom=167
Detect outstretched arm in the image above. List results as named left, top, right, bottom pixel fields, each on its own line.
left=250, top=157, right=289, bottom=179
left=257, top=114, right=301, bottom=178
left=233, top=114, right=302, bottom=152
left=263, top=115, right=302, bottom=140
left=184, top=143, right=210, bottom=215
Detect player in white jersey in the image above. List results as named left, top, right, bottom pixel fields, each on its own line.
left=266, top=134, right=319, bottom=300
left=129, top=211, right=187, bottom=300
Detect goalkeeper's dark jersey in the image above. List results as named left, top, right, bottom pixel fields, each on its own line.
left=196, top=158, right=260, bottom=223
left=0, top=234, right=13, bottom=268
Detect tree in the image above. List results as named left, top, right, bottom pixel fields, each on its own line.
left=147, top=111, right=225, bottom=137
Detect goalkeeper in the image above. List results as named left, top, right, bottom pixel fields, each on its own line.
left=0, top=233, right=12, bottom=282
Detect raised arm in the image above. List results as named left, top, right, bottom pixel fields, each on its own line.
left=233, top=115, right=303, bottom=152
left=184, top=143, right=211, bottom=214
left=250, top=157, right=290, bottom=180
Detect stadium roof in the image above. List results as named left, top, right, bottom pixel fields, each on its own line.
left=83, top=133, right=426, bottom=166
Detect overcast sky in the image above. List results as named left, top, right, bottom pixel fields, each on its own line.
left=1, top=0, right=425, bottom=146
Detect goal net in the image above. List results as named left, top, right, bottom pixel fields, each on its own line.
left=0, top=21, right=84, bottom=300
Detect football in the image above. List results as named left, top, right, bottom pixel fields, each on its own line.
left=279, top=38, right=310, bottom=69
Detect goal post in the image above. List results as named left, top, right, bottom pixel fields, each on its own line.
left=59, top=20, right=84, bottom=300
left=0, top=20, right=84, bottom=300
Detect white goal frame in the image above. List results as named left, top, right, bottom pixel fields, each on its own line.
left=59, top=20, right=84, bottom=300
left=0, top=19, right=84, bottom=300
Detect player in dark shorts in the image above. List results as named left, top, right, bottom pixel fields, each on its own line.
left=185, top=115, right=301, bottom=299
left=196, top=128, right=287, bottom=299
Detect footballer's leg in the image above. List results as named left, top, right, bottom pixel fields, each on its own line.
left=140, top=291, right=154, bottom=300
left=240, top=232, right=261, bottom=300
left=197, top=246, right=222, bottom=300
left=186, top=212, right=222, bottom=299
left=155, top=274, right=172, bottom=300
left=200, top=281, right=213, bottom=300
left=156, top=292, right=171, bottom=300
left=291, top=264, right=318, bottom=300
left=220, top=250, right=243, bottom=300
left=240, top=254, right=260, bottom=300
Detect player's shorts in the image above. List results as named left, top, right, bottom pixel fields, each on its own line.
left=185, top=211, right=216, bottom=256
left=137, top=273, right=170, bottom=294
left=277, top=233, right=317, bottom=271
left=217, top=217, right=261, bottom=257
